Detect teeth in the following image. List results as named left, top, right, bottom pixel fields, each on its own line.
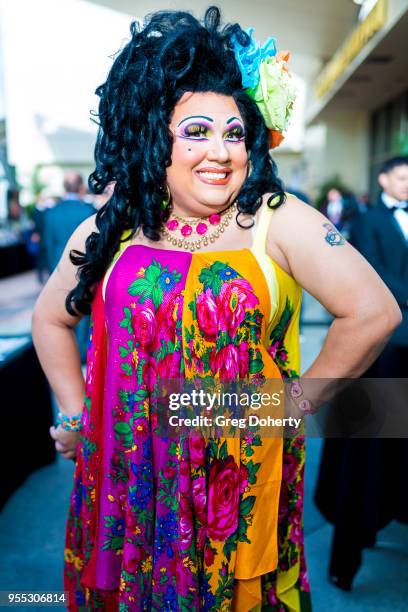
left=198, top=171, right=227, bottom=179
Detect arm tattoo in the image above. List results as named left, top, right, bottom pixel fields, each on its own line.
left=323, top=223, right=345, bottom=246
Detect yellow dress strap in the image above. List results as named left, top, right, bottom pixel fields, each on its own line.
left=251, top=195, right=281, bottom=258
left=250, top=196, right=281, bottom=324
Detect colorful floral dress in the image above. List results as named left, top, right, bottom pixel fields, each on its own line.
left=64, top=204, right=311, bottom=611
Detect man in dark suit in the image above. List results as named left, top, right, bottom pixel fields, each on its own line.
left=316, top=158, right=408, bottom=591
left=351, top=156, right=408, bottom=374
left=43, top=172, right=95, bottom=362
left=44, top=172, right=95, bottom=273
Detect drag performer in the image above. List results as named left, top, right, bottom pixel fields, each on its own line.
left=32, top=7, right=400, bottom=610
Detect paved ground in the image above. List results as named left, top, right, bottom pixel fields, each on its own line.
left=0, top=271, right=407, bottom=611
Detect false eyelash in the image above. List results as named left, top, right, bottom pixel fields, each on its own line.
left=183, top=124, right=208, bottom=137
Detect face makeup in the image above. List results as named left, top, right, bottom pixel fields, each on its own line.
left=166, top=92, right=248, bottom=217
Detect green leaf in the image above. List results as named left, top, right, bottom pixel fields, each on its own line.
left=247, top=460, right=261, bottom=485
left=119, top=318, right=130, bottom=329
left=240, top=495, right=256, bottom=516
left=121, top=363, right=132, bottom=376
left=133, top=388, right=148, bottom=402
left=127, top=340, right=134, bottom=350
left=104, top=515, right=116, bottom=527
left=189, top=299, right=197, bottom=321
left=270, top=296, right=293, bottom=343
left=208, top=440, right=219, bottom=460
left=151, top=285, right=164, bottom=309
left=119, top=346, right=129, bottom=358
left=137, top=360, right=145, bottom=386
left=219, top=440, right=228, bottom=461
left=128, top=278, right=152, bottom=297
left=110, top=536, right=124, bottom=550
left=114, top=422, right=132, bottom=436
left=145, top=263, right=161, bottom=283
left=223, top=534, right=237, bottom=561
left=245, top=445, right=254, bottom=457
left=249, top=358, right=263, bottom=374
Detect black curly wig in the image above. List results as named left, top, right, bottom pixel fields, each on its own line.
left=66, top=6, right=285, bottom=315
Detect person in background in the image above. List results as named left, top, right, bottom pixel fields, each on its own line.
left=43, top=172, right=95, bottom=362
left=315, top=157, right=408, bottom=591
left=320, top=187, right=359, bottom=240
left=32, top=190, right=58, bottom=284
left=352, top=156, right=408, bottom=375
left=43, top=173, right=95, bottom=273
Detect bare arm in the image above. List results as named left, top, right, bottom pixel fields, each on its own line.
left=267, top=196, right=401, bottom=402
left=32, top=214, right=97, bottom=456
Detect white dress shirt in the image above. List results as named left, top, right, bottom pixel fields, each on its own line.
left=382, top=192, right=408, bottom=241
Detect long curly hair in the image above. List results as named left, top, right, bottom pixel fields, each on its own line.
left=66, top=6, right=285, bottom=315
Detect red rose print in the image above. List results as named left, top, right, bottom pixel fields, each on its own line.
left=131, top=303, right=157, bottom=347
left=189, top=436, right=205, bottom=468
left=207, top=456, right=240, bottom=541
left=196, top=289, right=219, bottom=340
left=218, top=278, right=258, bottom=336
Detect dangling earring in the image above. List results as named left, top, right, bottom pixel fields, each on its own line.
left=160, top=185, right=172, bottom=211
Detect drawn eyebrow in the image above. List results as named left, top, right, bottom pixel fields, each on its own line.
left=177, top=115, right=214, bottom=127
left=226, top=116, right=243, bottom=125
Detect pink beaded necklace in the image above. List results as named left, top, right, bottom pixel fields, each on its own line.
left=162, top=203, right=237, bottom=252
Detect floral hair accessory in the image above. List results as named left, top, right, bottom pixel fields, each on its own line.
left=232, top=29, right=297, bottom=148
left=231, top=27, right=276, bottom=89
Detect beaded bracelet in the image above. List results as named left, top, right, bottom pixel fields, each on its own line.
left=56, top=411, right=83, bottom=432
left=288, top=380, right=318, bottom=415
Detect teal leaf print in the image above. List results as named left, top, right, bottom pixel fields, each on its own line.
left=121, top=362, right=132, bottom=376
left=198, top=267, right=222, bottom=297
left=119, top=345, right=129, bottom=358
left=270, top=296, right=293, bottom=343
left=145, top=261, right=162, bottom=283
left=208, top=439, right=219, bottom=460
left=133, top=388, right=148, bottom=402
left=119, top=307, right=133, bottom=334
left=114, top=422, right=132, bottom=436
left=218, top=440, right=228, bottom=461
left=136, top=359, right=146, bottom=386
left=240, top=495, right=256, bottom=516
left=237, top=515, right=250, bottom=543
left=249, top=348, right=263, bottom=374
left=151, top=285, right=164, bottom=309
left=128, top=278, right=152, bottom=300
left=246, top=460, right=261, bottom=485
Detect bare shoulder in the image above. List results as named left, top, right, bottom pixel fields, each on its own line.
left=263, top=193, right=320, bottom=274
left=267, top=192, right=322, bottom=231
left=66, top=213, right=98, bottom=251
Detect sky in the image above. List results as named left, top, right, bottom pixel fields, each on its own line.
left=0, top=0, right=133, bottom=192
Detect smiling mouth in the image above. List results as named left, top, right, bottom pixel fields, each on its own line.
left=195, top=168, right=232, bottom=185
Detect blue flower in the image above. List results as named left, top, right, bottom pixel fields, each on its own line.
left=112, top=518, right=125, bottom=536
left=129, top=483, right=151, bottom=509
left=219, top=266, right=239, bottom=280
left=231, top=27, right=276, bottom=89
left=131, top=461, right=153, bottom=481
left=159, top=271, right=176, bottom=291
left=155, top=512, right=178, bottom=554
left=75, top=590, right=86, bottom=606
left=163, top=584, right=177, bottom=611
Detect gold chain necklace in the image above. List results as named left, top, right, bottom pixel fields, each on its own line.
left=162, top=203, right=237, bottom=252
